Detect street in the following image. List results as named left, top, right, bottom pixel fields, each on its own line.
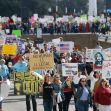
left=3, top=88, right=93, bottom=111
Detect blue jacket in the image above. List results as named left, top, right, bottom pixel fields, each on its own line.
left=73, top=84, right=92, bottom=104
left=0, top=64, right=9, bottom=78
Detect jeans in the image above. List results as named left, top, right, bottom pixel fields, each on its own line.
left=53, top=102, right=63, bottom=111
left=76, top=100, right=89, bottom=111
left=63, top=91, right=73, bottom=111
left=43, top=99, right=53, bottom=111
left=26, top=94, right=37, bottom=111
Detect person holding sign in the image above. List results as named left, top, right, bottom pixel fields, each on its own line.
left=74, top=77, right=92, bottom=111
left=0, top=59, right=9, bottom=111
left=13, top=56, right=37, bottom=111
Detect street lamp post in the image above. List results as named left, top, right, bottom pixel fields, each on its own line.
left=105, top=0, right=108, bottom=23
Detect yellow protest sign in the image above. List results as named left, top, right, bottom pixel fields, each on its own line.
left=13, top=72, right=43, bottom=95
left=29, top=53, right=54, bottom=70
left=2, top=44, right=17, bottom=55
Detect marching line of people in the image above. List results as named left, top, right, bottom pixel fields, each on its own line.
left=0, top=40, right=111, bottom=111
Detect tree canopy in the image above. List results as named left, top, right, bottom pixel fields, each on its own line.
left=0, top=0, right=104, bottom=17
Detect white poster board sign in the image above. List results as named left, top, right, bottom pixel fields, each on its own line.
left=52, top=38, right=60, bottom=45
left=0, top=80, right=10, bottom=101
left=0, top=35, right=6, bottom=45
left=57, top=41, right=74, bottom=53
left=86, top=49, right=93, bottom=62
left=102, top=61, right=111, bottom=79
left=37, top=28, right=42, bottom=38
left=103, top=48, right=111, bottom=61
left=34, top=14, right=38, bottom=21
left=62, top=63, right=78, bottom=76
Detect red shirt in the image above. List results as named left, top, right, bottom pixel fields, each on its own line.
left=63, top=76, right=73, bottom=92
left=94, top=86, right=111, bottom=105
left=13, top=54, right=22, bottom=64
left=71, top=57, right=79, bottom=63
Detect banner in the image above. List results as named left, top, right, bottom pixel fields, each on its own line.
left=0, top=35, right=5, bottom=45
left=13, top=72, right=43, bottom=95
left=29, top=53, right=54, bottom=70
left=5, top=35, right=18, bottom=44
left=62, top=63, right=78, bottom=76
left=57, top=41, right=74, bottom=53
left=102, top=61, right=111, bottom=79
left=2, top=44, right=17, bottom=55
left=12, top=30, right=22, bottom=37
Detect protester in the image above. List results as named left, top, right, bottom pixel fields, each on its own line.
left=0, top=59, right=9, bottom=111
left=41, top=74, right=54, bottom=111
left=53, top=74, right=63, bottom=111
left=63, top=76, right=74, bottom=111
left=74, top=77, right=92, bottom=111
left=94, top=79, right=111, bottom=111
left=13, top=56, right=37, bottom=111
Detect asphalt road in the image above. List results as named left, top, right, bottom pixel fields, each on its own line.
left=3, top=88, right=93, bottom=111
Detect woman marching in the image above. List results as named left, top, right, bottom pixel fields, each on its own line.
left=74, top=77, right=92, bottom=111
left=41, top=74, right=54, bottom=111
left=53, top=74, right=63, bottom=111
left=94, top=79, right=111, bottom=111
left=63, top=76, right=74, bottom=111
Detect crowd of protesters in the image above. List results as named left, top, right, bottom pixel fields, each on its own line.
left=0, top=35, right=111, bottom=111
left=0, top=17, right=111, bottom=35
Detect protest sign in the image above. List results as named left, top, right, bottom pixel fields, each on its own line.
left=0, top=35, right=5, bottom=45
left=86, top=49, right=93, bottom=62
left=12, top=30, right=22, bottom=37
left=52, top=38, right=60, bottom=45
left=2, top=44, right=17, bottom=55
left=103, top=48, right=111, bottom=60
left=102, top=61, right=111, bottom=79
left=62, top=63, right=78, bottom=76
left=0, top=80, right=10, bottom=101
left=17, top=40, right=25, bottom=53
left=37, top=28, right=42, bottom=38
left=33, top=14, right=38, bottom=21
left=29, top=53, right=54, bottom=70
left=5, top=29, right=10, bottom=34
left=13, top=72, right=43, bottom=95
left=93, top=49, right=103, bottom=70
left=57, top=41, right=74, bottom=53
left=86, top=49, right=103, bottom=71
left=86, top=49, right=102, bottom=62
left=5, top=35, right=18, bottom=44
